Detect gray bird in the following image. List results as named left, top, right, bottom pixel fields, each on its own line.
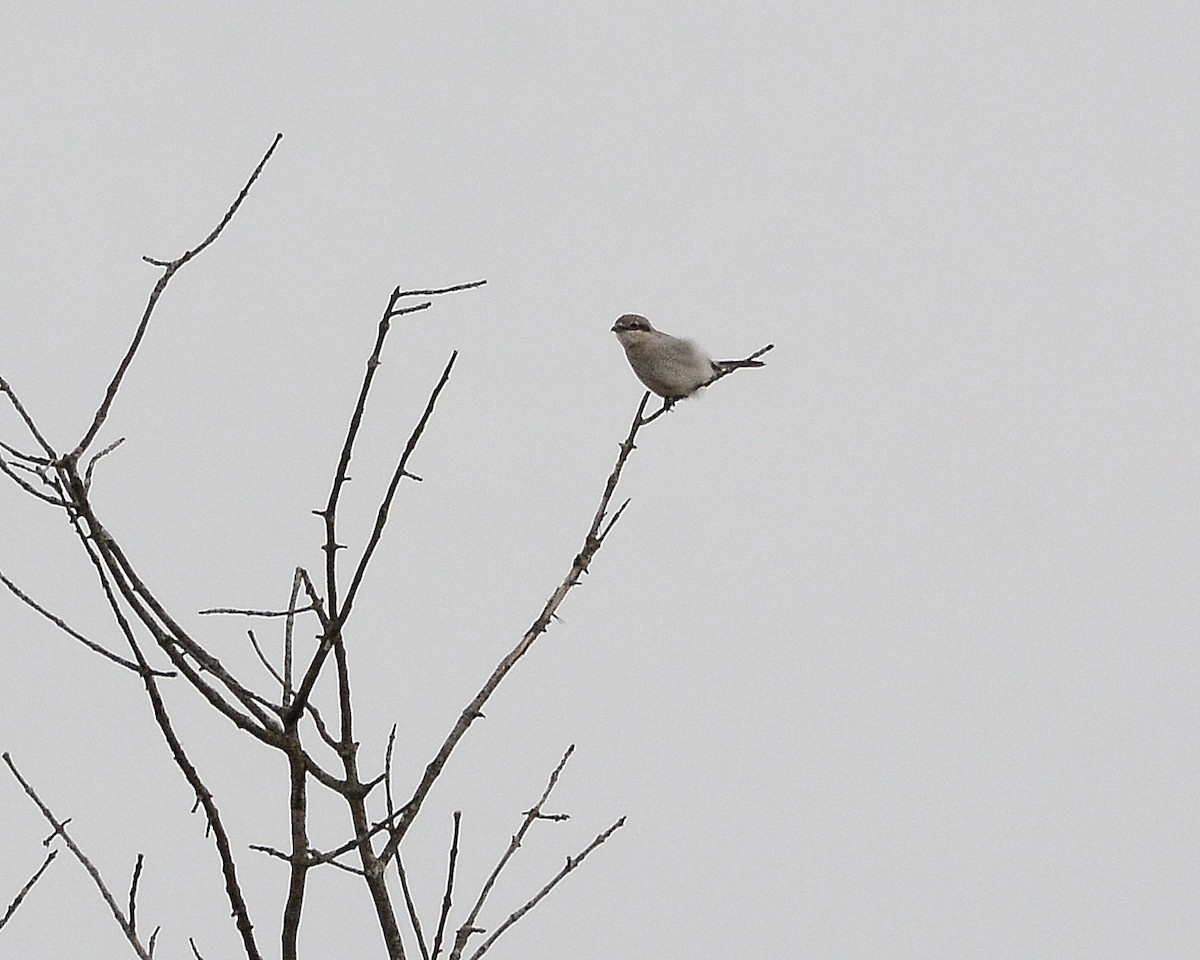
left=611, top=314, right=765, bottom=400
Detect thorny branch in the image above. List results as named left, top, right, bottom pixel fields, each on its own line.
left=0, top=124, right=770, bottom=960
left=73, top=134, right=282, bottom=461
left=453, top=746, right=578, bottom=952
left=379, top=376, right=707, bottom=865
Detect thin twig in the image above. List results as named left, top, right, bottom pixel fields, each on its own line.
left=431, top=811, right=462, bottom=960
left=83, top=436, right=125, bottom=491
left=198, top=604, right=318, bottom=618
left=0, top=438, right=50, bottom=465
left=0, top=849, right=56, bottom=931
left=339, top=351, right=457, bottom=623
left=73, top=133, right=283, bottom=459
left=316, top=285, right=408, bottom=624
left=707, top=341, right=775, bottom=384
left=61, top=518, right=267, bottom=960
left=267, top=807, right=407, bottom=871
left=0, top=455, right=68, bottom=506
left=384, top=725, right=398, bottom=819
left=451, top=747, right=574, bottom=959
left=128, top=853, right=145, bottom=937
left=0, top=374, right=57, bottom=458
left=0, top=567, right=172, bottom=676
left=389, top=280, right=487, bottom=305
left=2, top=752, right=152, bottom=960
left=246, top=630, right=282, bottom=687
left=395, top=853, right=431, bottom=960
left=464, top=818, right=626, bottom=960
left=250, top=844, right=365, bottom=877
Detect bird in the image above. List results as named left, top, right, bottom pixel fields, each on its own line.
left=611, top=314, right=766, bottom=400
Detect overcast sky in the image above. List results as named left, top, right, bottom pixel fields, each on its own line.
left=2, top=2, right=1198, bottom=958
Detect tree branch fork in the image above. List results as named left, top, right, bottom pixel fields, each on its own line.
left=0, top=134, right=766, bottom=958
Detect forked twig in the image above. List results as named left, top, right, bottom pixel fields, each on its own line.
left=73, top=133, right=283, bottom=460
left=2, top=752, right=152, bottom=960
left=463, top=818, right=626, bottom=960
left=448, top=747, right=575, bottom=959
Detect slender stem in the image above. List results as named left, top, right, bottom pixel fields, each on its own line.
left=381, top=394, right=653, bottom=866
left=2, top=753, right=152, bottom=960
left=73, top=134, right=282, bottom=460
left=0, top=850, right=57, bottom=932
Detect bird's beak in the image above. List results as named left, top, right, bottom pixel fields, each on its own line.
left=610, top=323, right=620, bottom=333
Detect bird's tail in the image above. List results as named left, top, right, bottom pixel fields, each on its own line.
left=713, top=358, right=766, bottom=372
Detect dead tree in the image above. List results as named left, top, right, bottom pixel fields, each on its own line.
left=0, top=134, right=771, bottom=958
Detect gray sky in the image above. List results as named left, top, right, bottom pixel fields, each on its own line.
left=2, top=2, right=1198, bottom=958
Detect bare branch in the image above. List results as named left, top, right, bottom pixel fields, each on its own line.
left=464, top=818, right=626, bottom=960
left=0, top=437, right=50, bottom=465
left=431, top=811, right=462, bottom=960
left=390, top=280, right=488, bottom=304
left=55, top=518, right=266, bottom=960
left=0, top=455, right=67, bottom=506
left=315, top=279, right=482, bottom=626
left=0, top=849, right=57, bottom=932
left=0, top=374, right=57, bottom=459
left=84, top=436, right=125, bottom=491
left=395, top=853, right=431, bottom=960
left=339, top=351, right=457, bottom=623
left=381, top=392, right=657, bottom=864
left=69, top=502, right=285, bottom=738
left=287, top=348, right=460, bottom=726
left=316, top=285, right=408, bottom=622
left=281, top=749, right=310, bottom=959
left=2, top=752, right=152, bottom=960
left=0, top=566, right=173, bottom=676
left=452, top=746, right=575, bottom=956
left=128, top=854, right=145, bottom=938
left=198, top=604, right=318, bottom=618
left=120, top=637, right=265, bottom=960
left=73, top=133, right=283, bottom=459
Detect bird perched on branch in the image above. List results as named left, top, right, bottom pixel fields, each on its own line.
left=611, top=314, right=767, bottom=400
